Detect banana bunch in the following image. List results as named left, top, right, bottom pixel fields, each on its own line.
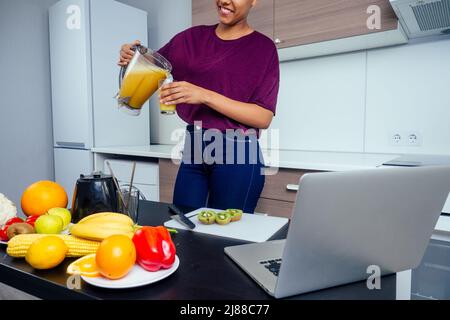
left=70, top=212, right=138, bottom=241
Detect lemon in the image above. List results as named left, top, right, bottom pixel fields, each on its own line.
left=25, top=236, right=68, bottom=269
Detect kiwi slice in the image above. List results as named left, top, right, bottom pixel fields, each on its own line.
left=197, top=210, right=216, bottom=225
left=226, top=209, right=243, bottom=222
left=7, top=223, right=35, bottom=240
left=215, top=212, right=232, bottom=225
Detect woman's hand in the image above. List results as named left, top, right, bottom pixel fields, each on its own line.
left=118, top=40, right=141, bottom=66
left=160, top=81, right=209, bottom=106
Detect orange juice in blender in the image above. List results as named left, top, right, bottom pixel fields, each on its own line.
left=117, top=46, right=172, bottom=116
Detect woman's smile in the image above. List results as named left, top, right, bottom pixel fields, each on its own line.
left=218, top=4, right=235, bottom=17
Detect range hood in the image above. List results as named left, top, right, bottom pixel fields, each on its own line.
left=390, top=0, right=450, bottom=38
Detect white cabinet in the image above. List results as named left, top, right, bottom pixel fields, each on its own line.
left=49, top=0, right=149, bottom=149
left=102, top=159, right=160, bottom=202
left=49, top=0, right=93, bottom=148
left=54, top=149, right=93, bottom=207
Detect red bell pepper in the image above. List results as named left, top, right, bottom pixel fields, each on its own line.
left=132, top=226, right=176, bottom=272
left=25, top=215, right=39, bottom=227
left=0, top=217, right=24, bottom=241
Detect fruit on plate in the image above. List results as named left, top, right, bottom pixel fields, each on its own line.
left=95, top=235, right=136, bottom=280
left=215, top=212, right=232, bottom=225
left=21, top=181, right=68, bottom=217
left=6, top=223, right=35, bottom=240
left=47, top=208, right=71, bottom=229
left=197, top=210, right=216, bottom=225
left=35, top=215, right=64, bottom=234
left=0, top=217, right=24, bottom=241
left=70, top=212, right=137, bottom=241
left=67, top=253, right=99, bottom=277
left=132, top=226, right=176, bottom=272
left=7, top=234, right=99, bottom=258
left=0, top=193, right=18, bottom=227
left=25, top=236, right=68, bottom=270
left=226, top=209, right=243, bottom=222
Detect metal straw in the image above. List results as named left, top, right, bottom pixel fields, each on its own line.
left=106, top=161, right=127, bottom=212
left=127, top=162, right=136, bottom=209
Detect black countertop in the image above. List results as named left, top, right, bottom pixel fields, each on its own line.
left=0, top=201, right=396, bottom=300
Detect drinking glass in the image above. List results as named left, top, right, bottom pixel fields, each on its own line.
left=158, top=77, right=176, bottom=115
left=117, top=187, right=140, bottom=223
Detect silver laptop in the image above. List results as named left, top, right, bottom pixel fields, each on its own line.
left=224, top=166, right=450, bottom=298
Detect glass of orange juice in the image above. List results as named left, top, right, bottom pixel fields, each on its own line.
left=158, top=76, right=176, bottom=115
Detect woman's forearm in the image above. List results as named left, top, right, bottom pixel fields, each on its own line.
left=202, top=89, right=273, bottom=129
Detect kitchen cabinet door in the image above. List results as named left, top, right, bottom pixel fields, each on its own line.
left=49, top=0, right=93, bottom=148
left=90, top=0, right=149, bottom=147
left=255, top=198, right=294, bottom=218
left=192, top=0, right=274, bottom=39
left=54, top=148, right=93, bottom=207
left=159, top=159, right=180, bottom=203
left=274, top=0, right=398, bottom=49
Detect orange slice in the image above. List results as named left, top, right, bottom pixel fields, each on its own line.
left=67, top=254, right=100, bottom=278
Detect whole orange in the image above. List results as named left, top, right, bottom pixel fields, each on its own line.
left=21, top=181, right=68, bottom=216
left=96, top=235, right=136, bottom=280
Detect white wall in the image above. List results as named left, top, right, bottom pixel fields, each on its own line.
left=271, top=52, right=367, bottom=152
left=365, top=38, right=450, bottom=155
left=275, top=36, right=450, bottom=155
left=0, top=0, right=59, bottom=209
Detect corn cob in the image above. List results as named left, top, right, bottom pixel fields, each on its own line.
left=7, top=234, right=100, bottom=258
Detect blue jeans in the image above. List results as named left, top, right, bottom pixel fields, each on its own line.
left=173, top=125, right=265, bottom=213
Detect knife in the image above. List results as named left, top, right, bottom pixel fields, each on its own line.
left=168, top=204, right=196, bottom=230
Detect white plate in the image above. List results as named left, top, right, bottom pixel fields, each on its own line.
left=81, top=256, right=180, bottom=289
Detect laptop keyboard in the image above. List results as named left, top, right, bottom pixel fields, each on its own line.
left=260, top=258, right=282, bottom=277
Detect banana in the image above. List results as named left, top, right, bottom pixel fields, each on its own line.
left=70, top=213, right=137, bottom=241
left=70, top=223, right=135, bottom=241
left=78, top=212, right=134, bottom=225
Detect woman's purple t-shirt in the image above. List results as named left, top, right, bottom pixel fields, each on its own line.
left=157, top=25, right=280, bottom=132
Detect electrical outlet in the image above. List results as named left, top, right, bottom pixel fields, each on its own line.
left=407, top=132, right=422, bottom=146
left=389, top=131, right=422, bottom=147
left=391, top=133, right=402, bottom=146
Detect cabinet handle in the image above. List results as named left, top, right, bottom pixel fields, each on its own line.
left=286, top=184, right=299, bottom=191
left=274, top=38, right=282, bottom=44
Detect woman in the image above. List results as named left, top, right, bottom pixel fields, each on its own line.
left=119, top=0, right=280, bottom=213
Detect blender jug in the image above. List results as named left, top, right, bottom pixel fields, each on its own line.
left=116, top=45, right=172, bottom=116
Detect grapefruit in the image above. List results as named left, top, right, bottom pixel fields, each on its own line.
left=21, top=181, right=68, bottom=216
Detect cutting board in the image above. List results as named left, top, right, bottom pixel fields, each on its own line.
left=164, top=208, right=289, bottom=243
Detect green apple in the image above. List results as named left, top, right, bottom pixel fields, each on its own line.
left=35, top=215, right=63, bottom=234
left=47, top=208, right=71, bottom=229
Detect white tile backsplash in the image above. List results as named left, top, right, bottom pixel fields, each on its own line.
left=271, top=52, right=367, bottom=152
left=365, top=38, right=450, bottom=155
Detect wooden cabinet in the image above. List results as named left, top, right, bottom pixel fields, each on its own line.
left=192, top=0, right=400, bottom=50
left=256, top=168, right=319, bottom=218
left=192, top=0, right=274, bottom=39
left=159, top=159, right=179, bottom=204
left=274, top=0, right=398, bottom=49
